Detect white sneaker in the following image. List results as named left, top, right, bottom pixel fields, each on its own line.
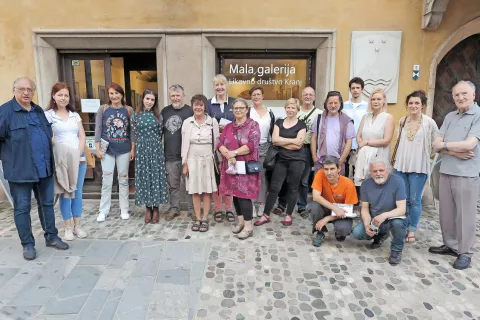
left=120, top=212, right=130, bottom=220
left=97, top=213, right=107, bottom=222
left=64, top=227, right=75, bottom=241
left=252, top=206, right=258, bottom=218
left=73, top=226, right=87, bottom=238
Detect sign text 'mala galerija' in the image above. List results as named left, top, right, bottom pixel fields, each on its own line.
left=228, top=63, right=301, bottom=85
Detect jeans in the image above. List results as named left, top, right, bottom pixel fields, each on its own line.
left=165, top=160, right=193, bottom=213
left=310, top=202, right=353, bottom=237
left=297, top=146, right=313, bottom=210
left=264, top=159, right=305, bottom=215
left=8, top=175, right=59, bottom=248
left=352, top=218, right=408, bottom=252
left=233, top=197, right=253, bottom=221
left=59, top=161, right=87, bottom=220
left=99, top=152, right=130, bottom=216
left=394, top=170, right=427, bottom=232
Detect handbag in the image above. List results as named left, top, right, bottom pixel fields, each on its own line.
left=85, top=145, right=96, bottom=169
left=211, top=127, right=221, bottom=186
left=422, top=182, right=434, bottom=206
left=390, top=117, right=407, bottom=166
left=263, top=144, right=279, bottom=170
left=235, top=134, right=261, bottom=175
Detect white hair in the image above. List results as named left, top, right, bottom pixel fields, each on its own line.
left=367, top=157, right=392, bottom=177
left=453, top=80, right=476, bottom=92
left=12, top=77, right=36, bottom=91
left=168, top=84, right=185, bottom=96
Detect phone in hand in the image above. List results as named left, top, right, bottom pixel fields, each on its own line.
left=369, top=221, right=379, bottom=234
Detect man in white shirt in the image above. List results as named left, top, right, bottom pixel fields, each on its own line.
left=342, top=77, right=369, bottom=180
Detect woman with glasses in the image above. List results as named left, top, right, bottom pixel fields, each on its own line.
left=132, top=89, right=168, bottom=224
left=206, top=74, right=236, bottom=223
left=311, top=91, right=355, bottom=175
left=95, top=82, right=135, bottom=222
left=392, top=90, right=438, bottom=243
left=218, top=98, right=261, bottom=239
left=248, top=86, right=275, bottom=218
left=255, top=98, right=307, bottom=227
left=45, top=82, right=87, bottom=240
left=354, top=88, right=395, bottom=187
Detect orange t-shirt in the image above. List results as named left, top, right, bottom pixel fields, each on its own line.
left=311, top=170, right=358, bottom=204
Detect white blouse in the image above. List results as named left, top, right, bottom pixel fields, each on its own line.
left=45, top=109, right=82, bottom=150
left=249, top=106, right=272, bottom=144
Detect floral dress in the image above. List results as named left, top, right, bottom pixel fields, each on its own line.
left=132, top=110, right=168, bottom=206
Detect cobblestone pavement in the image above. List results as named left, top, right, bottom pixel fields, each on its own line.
left=0, top=200, right=479, bottom=320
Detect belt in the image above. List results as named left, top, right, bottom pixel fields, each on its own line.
left=304, top=144, right=311, bottom=148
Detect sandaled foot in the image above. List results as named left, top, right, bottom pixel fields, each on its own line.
left=254, top=215, right=271, bottom=226
left=272, top=205, right=285, bottom=215
left=199, top=220, right=209, bottom=232
left=232, top=224, right=244, bottom=234
left=405, top=233, right=416, bottom=243
left=225, top=211, right=235, bottom=223
left=191, top=221, right=201, bottom=232
left=214, top=211, right=225, bottom=223
left=237, top=229, right=253, bottom=240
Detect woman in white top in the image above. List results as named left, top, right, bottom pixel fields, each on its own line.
left=354, top=88, right=395, bottom=186
left=393, top=90, right=438, bottom=243
left=45, top=82, right=87, bottom=241
left=248, top=86, right=274, bottom=217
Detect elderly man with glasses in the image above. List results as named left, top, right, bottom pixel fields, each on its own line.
left=0, top=77, right=69, bottom=260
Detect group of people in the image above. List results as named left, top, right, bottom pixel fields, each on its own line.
left=0, top=75, right=478, bottom=271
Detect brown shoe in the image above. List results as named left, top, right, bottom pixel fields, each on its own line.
left=152, top=207, right=160, bottom=223
left=144, top=207, right=153, bottom=224
left=165, top=210, right=180, bottom=221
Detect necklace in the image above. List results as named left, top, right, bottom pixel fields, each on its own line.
left=405, top=115, right=422, bottom=141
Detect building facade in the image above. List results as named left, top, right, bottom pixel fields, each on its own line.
left=0, top=0, right=479, bottom=197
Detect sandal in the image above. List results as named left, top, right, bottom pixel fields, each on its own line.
left=225, top=211, right=236, bottom=223
left=254, top=215, right=271, bottom=226
left=191, top=221, right=201, bottom=232
left=405, top=233, right=416, bottom=243
left=272, top=205, right=285, bottom=215
left=237, top=229, right=254, bottom=240
left=199, top=220, right=209, bottom=232
left=214, top=211, right=225, bottom=222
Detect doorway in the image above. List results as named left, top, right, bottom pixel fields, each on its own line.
left=61, top=52, right=158, bottom=198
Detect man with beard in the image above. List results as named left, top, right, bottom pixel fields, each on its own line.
left=161, top=84, right=194, bottom=221
left=310, top=156, right=358, bottom=247
left=352, top=159, right=407, bottom=265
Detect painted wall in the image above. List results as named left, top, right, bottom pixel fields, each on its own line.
left=1, top=0, right=479, bottom=125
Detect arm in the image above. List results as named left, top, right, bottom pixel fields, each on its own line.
left=365, top=115, right=395, bottom=148
left=360, top=200, right=377, bottom=237
left=272, top=125, right=293, bottom=146
left=312, top=189, right=346, bottom=218
left=339, top=138, right=352, bottom=167
left=77, top=120, right=86, bottom=155
left=282, top=128, right=306, bottom=150
left=94, top=106, right=104, bottom=159
left=356, top=116, right=366, bottom=147
left=444, top=137, right=479, bottom=152
left=311, top=132, right=318, bottom=161
left=372, top=199, right=406, bottom=227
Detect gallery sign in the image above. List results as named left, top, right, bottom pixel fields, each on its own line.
left=223, top=59, right=308, bottom=100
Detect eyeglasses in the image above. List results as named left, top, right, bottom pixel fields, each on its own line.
left=233, top=107, right=247, bottom=111
left=15, top=88, right=34, bottom=94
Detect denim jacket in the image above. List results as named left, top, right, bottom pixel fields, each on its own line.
left=0, top=98, right=54, bottom=182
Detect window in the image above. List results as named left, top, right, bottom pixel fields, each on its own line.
left=218, top=51, right=315, bottom=117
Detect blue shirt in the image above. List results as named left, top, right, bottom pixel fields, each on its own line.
left=25, top=105, right=53, bottom=178
left=360, top=174, right=406, bottom=218
left=342, top=100, right=369, bottom=149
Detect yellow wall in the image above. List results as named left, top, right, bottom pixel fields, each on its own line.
left=1, top=0, right=479, bottom=125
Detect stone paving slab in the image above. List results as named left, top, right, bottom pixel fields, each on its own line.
left=0, top=200, right=478, bottom=319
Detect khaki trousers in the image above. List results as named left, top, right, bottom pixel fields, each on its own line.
left=439, top=173, right=480, bottom=255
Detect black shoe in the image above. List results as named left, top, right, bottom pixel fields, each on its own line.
left=23, top=246, right=36, bottom=260
left=389, top=250, right=402, bottom=265
left=297, top=208, right=309, bottom=219
left=453, top=254, right=471, bottom=270
left=428, top=245, right=458, bottom=257
left=46, top=238, right=69, bottom=250
left=336, top=235, right=346, bottom=242
left=371, top=233, right=389, bottom=249
left=312, top=232, right=326, bottom=247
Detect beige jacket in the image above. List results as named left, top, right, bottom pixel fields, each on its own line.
left=53, top=144, right=80, bottom=199
left=181, top=115, right=220, bottom=164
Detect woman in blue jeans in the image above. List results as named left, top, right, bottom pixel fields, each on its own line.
left=46, top=82, right=87, bottom=241
left=392, top=90, right=438, bottom=243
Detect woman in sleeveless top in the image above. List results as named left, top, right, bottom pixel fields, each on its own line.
left=354, top=88, right=395, bottom=186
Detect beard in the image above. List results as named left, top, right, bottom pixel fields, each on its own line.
left=171, top=103, right=182, bottom=109
left=373, top=176, right=387, bottom=185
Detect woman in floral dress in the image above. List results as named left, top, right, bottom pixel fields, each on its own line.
left=133, top=89, right=168, bottom=223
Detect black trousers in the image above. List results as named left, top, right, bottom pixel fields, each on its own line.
left=264, top=159, right=305, bottom=215
left=310, top=202, right=353, bottom=237
left=233, top=197, right=253, bottom=221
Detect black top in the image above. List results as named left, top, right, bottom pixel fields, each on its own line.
left=276, top=118, right=307, bottom=162
left=161, top=104, right=193, bottom=161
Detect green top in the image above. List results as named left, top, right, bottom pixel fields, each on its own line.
left=297, top=107, right=322, bottom=144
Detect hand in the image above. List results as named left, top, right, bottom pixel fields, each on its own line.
left=358, top=140, right=367, bottom=148
left=453, top=151, right=475, bottom=160
left=433, top=140, right=443, bottom=152
left=219, top=125, right=225, bottom=133
left=365, top=224, right=376, bottom=237
left=372, top=214, right=387, bottom=227
left=129, top=150, right=135, bottom=161
left=182, top=164, right=189, bottom=177
left=227, top=151, right=237, bottom=159
left=339, top=157, right=346, bottom=169
left=312, top=154, right=319, bottom=163
left=228, top=157, right=236, bottom=165
left=96, top=149, right=104, bottom=160
left=333, top=206, right=347, bottom=219
left=293, top=137, right=304, bottom=147
left=315, top=217, right=329, bottom=231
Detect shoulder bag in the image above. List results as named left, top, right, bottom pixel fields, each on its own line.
left=390, top=117, right=407, bottom=166
left=211, top=126, right=221, bottom=186
left=235, top=134, right=261, bottom=174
